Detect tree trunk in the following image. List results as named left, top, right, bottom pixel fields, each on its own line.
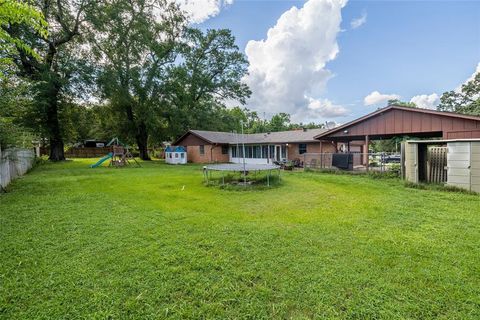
left=45, top=81, right=65, bottom=161
left=136, top=121, right=150, bottom=160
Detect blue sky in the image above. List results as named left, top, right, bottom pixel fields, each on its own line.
left=184, top=0, right=480, bottom=124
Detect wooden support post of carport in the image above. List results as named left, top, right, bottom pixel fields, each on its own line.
left=364, top=135, right=369, bottom=171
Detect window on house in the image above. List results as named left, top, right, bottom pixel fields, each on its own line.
left=254, top=146, right=261, bottom=158
left=246, top=146, right=252, bottom=158
left=222, top=145, right=229, bottom=155
left=299, top=143, right=307, bottom=154
left=262, top=145, right=268, bottom=158
left=199, top=145, right=205, bottom=155
left=269, top=145, right=275, bottom=159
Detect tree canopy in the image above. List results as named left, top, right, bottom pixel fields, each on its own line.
left=438, top=73, right=480, bottom=116
left=0, top=0, right=47, bottom=74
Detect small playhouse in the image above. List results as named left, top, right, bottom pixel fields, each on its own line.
left=165, top=146, right=187, bottom=164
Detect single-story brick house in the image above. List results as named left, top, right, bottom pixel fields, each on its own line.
left=172, top=128, right=337, bottom=164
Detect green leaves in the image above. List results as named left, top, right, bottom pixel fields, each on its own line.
left=0, top=0, right=48, bottom=67
left=438, top=73, right=480, bottom=116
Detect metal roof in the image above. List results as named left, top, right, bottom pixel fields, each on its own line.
left=174, top=128, right=328, bottom=145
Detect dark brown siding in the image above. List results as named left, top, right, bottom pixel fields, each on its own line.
left=326, top=108, right=480, bottom=140
left=446, top=129, right=480, bottom=139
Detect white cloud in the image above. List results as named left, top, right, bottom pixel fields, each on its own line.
left=350, top=11, right=367, bottom=29
left=307, top=97, right=349, bottom=117
left=455, top=62, right=480, bottom=92
left=407, top=62, right=479, bottom=109
left=175, top=0, right=233, bottom=23
left=363, top=91, right=400, bottom=106
left=410, top=93, right=439, bottom=109
left=243, top=0, right=348, bottom=121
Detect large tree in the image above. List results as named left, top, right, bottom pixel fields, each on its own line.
left=438, top=73, right=480, bottom=116
left=2, top=0, right=95, bottom=160
left=90, top=0, right=186, bottom=160
left=0, top=1, right=48, bottom=149
left=165, top=28, right=251, bottom=139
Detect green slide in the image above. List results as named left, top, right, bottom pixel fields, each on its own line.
left=90, top=152, right=113, bottom=168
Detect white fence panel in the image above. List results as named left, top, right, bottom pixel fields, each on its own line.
left=0, top=148, right=36, bottom=190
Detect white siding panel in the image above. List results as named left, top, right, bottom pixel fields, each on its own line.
left=447, top=142, right=471, bottom=192
left=471, top=143, right=480, bottom=154
left=448, top=168, right=471, bottom=176
left=448, top=175, right=471, bottom=184
left=471, top=184, right=480, bottom=193
left=447, top=153, right=470, bottom=161
left=405, top=143, right=418, bottom=183
left=470, top=154, right=480, bottom=162
left=448, top=160, right=470, bottom=168
left=472, top=144, right=480, bottom=195
left=471, top=168, right=480, bottom=176
left=448, top=143, right=470, bottom=153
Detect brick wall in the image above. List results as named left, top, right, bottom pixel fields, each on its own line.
left=185, top=144, right=229, bottom=163
left=287, top=142, right=336, bottom=160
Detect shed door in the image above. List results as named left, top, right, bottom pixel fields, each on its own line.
left=447, top=142, right=471, bottom=191
left=404, top=143, right=418, bottom=183
left=471, top=142, right=480, bottom=193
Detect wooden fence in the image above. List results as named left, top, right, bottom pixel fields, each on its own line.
left=41, top=147, right=114, bottom=158
left=0, top=148, right=36, bottom=190
left=65, top=147, right=113, bottom=158
left=41, top=147, right=156, bottom=158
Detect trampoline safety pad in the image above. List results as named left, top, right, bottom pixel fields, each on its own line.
left=204, top=163, right=280, bottom=171
left=203, top=163, right=281, bottom=187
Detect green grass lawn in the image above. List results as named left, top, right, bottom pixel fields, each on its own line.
left=1, top=159, right=479, bottom=319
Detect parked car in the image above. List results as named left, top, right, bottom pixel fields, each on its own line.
left=382, top=154, right=401, bottom=163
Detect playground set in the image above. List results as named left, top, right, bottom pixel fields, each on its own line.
left=90, top=138, right=140, bottom=168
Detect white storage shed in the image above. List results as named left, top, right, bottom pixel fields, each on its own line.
left=403, top=139, right=480, bottom=193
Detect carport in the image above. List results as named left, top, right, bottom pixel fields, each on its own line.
left=314, top=104, right=480, bottom=170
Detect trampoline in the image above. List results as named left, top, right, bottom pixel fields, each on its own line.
left=203, top=163, right=281, bottom=187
